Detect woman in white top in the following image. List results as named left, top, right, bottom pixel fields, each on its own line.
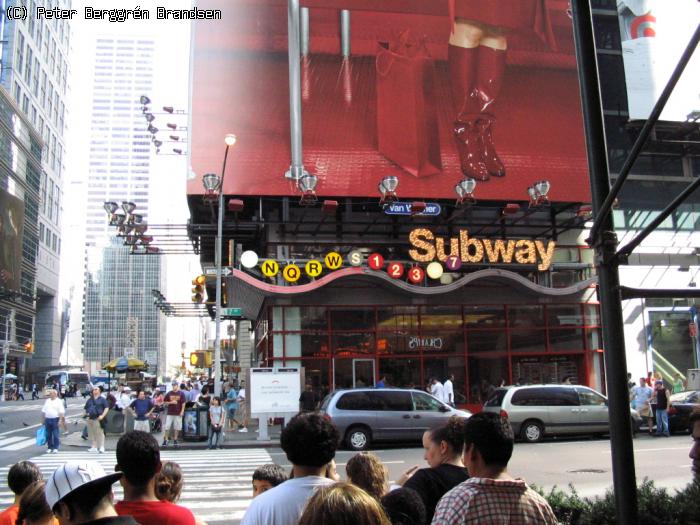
left=41, top=389, right=65, bottom=453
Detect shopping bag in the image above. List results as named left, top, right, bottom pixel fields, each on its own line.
left=376, top=31, right=442, bottom=177
left=36, top=426, right=47, bottom=446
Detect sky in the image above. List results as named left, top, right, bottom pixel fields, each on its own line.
left=60, top=0, right=209, bottom=373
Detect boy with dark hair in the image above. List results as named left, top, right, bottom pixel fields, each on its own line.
left=381, top=487, right=426, bottom=525
left=252, top=463, right=289, bottom=497
left=241, top=412, right=340, bottom=525
left=45, top=461, right=137, bottom=525
left=433, top=412, right=557, bottom=525
left=0, top=461, right=42, bottom=525
left=114, top=430, right=195, bottom=525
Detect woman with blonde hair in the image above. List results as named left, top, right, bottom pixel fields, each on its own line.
left=345, top=452, right=387, bottom=500
left=154, top=462, right=208, bottom=525
left=15, top=480, right=57, bottom=525
left=297, top=482, right=390, bottom=525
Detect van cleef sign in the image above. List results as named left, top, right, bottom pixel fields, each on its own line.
left=408, top=228, right=557, bottom=271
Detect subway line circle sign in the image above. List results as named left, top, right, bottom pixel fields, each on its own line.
left=261, top=260, right=279, bottom=277
left=387, top=262, right=404, bottom=279
left=368, top=253, right=385, bottom=270
left=325, top=252, right=343, bottom=270
left=283, top=264, right=301, bottom=282
left=305, top=260, right=323, bottom=277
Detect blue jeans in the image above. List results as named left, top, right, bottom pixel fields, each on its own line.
left=655, top=408, right=669, bottom=435
left=45, top=418, right=60, bottom=450
left=208, top=426, right=222, bottom=448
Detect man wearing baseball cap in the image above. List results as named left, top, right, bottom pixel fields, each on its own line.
left=45, top=461, right=139, bottom=525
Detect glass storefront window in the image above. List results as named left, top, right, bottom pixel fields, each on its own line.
left=549, top=328, right=584, bottom=351
left=379, top=357, right=421, bottom=389
left=553, top=247, right=580, bottom=263
left=285, top=333, right=329, bottom=359
left=332, top=332, right=374, bottom=356
left=508, top=305, right=544, bottom=327
left=468, top=355, right=509, bottom=403
left=413, top=330, right=463, bottom=354
left=300, top=358, right=331, bottom=399
left=512, top=355, right=581, bottom=384
left=285, top=306, right=327, bottom=331
left=424, top=356, right=466, bottom=404
left=330, top=307, right=375, bottom=331
left=377, top=333, right=417, bottom=355
left=586, top=328, right=602, bottom=350
left=376, top=306, right=418, bottom=331
left=420, top=305, right=462, bottom=329
left=467, top=330, right=507, bottom=353
left=464, top=305, right=505, bottom=327
left=509, top=329, right=546, bottom=352
left=584, top=304, right=600, bottom=325
left=546, top=305, right=583, bottom=327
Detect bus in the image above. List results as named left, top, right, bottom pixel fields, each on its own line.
left=44, top=369, right=91, bottom=397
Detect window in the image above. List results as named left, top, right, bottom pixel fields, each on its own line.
left=371, top=391, right=412, bottom=411
left=484, top=388, right=507, bottom=407
left=39, top=222, right=44, bottom=243
left=511, top=387, right=578, bottom=407
left=336, top=392, right=375, bottom=411
left=412, top=391, right=444, bottom=411
left=22, top=94, right=29, bottom=114
left=577, top=387, right=606, bottom=406
left=16, top=32, right=25, bottom=72
left=24, top=46, right=32, bottom=84
left=52, top=232, right=57, bottom=251
left=330, top=308, right=375, bottom=331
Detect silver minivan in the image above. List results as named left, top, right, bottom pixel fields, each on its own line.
left=321, top=388, right=471, bottom=450
left=482, top=384, right=642, bottom=443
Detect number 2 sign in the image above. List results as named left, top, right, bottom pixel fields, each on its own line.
left=387, top=262, right=404, bottom=279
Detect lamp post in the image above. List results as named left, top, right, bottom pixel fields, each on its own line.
left=203, top=133, right=237, bottom=397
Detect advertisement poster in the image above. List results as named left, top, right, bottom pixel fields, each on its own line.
left=189, top=0, right=590, bottom=202
left=250, top=368, right=301, bottom=414
left=0, top=189, right=24, bottom=292
left=617, top=0, right=700, bottom=121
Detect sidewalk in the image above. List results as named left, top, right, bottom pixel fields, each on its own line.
left=62, top=419, right=282, bottom=450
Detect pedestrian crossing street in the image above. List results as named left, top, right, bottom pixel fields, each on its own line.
left=0, top=448, right=274, bottom=524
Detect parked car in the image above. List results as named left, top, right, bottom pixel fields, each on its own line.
left=482, top=384, right=643, bottom=443
left=320, top=388, right=471, bottom=451
left=668, top=390, right=700, bottom=433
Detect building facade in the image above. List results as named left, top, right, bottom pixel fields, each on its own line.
left=83, top=238, right=164, bottom=375
left=0, top=2, right=70, bottom=376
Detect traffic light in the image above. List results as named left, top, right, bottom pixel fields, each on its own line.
left=191, top=275, right=206, bottom=303
left=189, top=351, right=205, bottom=368
left=24, top=341, right=34, bottom=353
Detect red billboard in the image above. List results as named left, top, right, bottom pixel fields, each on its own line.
left=189, top=0, right=589, bottom=202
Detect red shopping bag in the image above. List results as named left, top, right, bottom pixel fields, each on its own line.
left=376, top=33, right=442, bottom=178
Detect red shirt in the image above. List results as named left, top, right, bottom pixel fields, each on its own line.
left=165, top=390, right=186, bottom=416
left=0, top=505, right=18, bottom=525
left=115, top=500, right=195, bottom=525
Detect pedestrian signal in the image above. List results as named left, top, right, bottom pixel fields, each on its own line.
left=189, top=351, right=205, bottom=367
left=191, top=275, right=206, bottom=303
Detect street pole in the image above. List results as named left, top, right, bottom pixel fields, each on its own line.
left=1, top=311, right=14, bottom=403
left=570, top=2, right=637, bottom=523
left=213, top=136, right=236, bottom=397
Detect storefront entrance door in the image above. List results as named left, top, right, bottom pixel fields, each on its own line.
left=647, top=308, right=699, bottom=382
left=333, top=359, right=376, bottom=389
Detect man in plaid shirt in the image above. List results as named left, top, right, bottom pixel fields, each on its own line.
left=432, top=413, right=557, bottom=525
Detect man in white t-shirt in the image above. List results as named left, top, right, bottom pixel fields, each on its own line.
left=630, top=377, right=654, bottom=434
left=431, top=377, right=446, bottom=403
left=241, top=413, right=339, bottom=525
left=444, top=374, right=455, bottom=406
left=41, top=389, right=66, bottom=453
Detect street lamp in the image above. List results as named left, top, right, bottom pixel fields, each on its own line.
left=203, top=133, right=237, bottom=397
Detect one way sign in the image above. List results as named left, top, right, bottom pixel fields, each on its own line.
left=204, top=267, right=232, bottom=277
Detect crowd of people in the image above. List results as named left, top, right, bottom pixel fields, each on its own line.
left=3, top=406, right=700, bottom=525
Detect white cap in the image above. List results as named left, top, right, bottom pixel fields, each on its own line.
left=123, top=386, right=131, bottom=391
left=45, top=461, right=121, bottom=509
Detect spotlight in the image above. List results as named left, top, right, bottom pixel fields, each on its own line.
left=224, top=134, right=237, bottom=146
left=169, top=135, right=179, bottom=141
left=455, top=178, right=476, bottom=205
left=121, top=201, right=136, bottom=214
left=134, top=223, right=148, bottom=234
left=298, top=174, right=318, bottom=206
left=173, top=148, right=183, bottom=155
left=321, top=200, right=339, bottom=215
left=202, top=173, right=220, bottom=192
left=167, top=123, right=178, bottom=130
left=227, top=199, right=244, bottom=212
left=502, top=203, right=520, bottom=215
left=528, top=180, right=551, bottom=207
left=144, top=113, right=155, bottom=122
left=139, top=95, right=151, bottom=105
left=379, top=176, right=399, bottom=204
left=153, top=140, right=162, bottom=148
left=103, top=201, right=118, bottom=214
left=147, top=124, right=158, bottom=134
left=163, top=106, right=174, bottom=113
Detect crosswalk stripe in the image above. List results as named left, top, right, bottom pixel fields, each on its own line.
left=0, top=449, right=273, bottom=524
left=0, top=436, right=28, bottom=447
left=1, top=438, right=37, bottom=451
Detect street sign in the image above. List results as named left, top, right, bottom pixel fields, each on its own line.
left=383, top=202, right=441, bottom=216
left=204, top=267, right=233, bottom=277
left=221, top=307, right=242, bottom=318
left=144, top=350, right=158, bottom=364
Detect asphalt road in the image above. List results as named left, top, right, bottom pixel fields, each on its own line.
left=0, top=398, right=695, bottom=522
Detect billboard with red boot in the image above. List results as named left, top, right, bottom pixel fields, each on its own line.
left=188, top=0, right=590, bottom=203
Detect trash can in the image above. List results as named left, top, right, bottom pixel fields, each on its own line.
left=104, top=410, right=126, bottom=435
left=182, top=406, right=209, bottom=442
